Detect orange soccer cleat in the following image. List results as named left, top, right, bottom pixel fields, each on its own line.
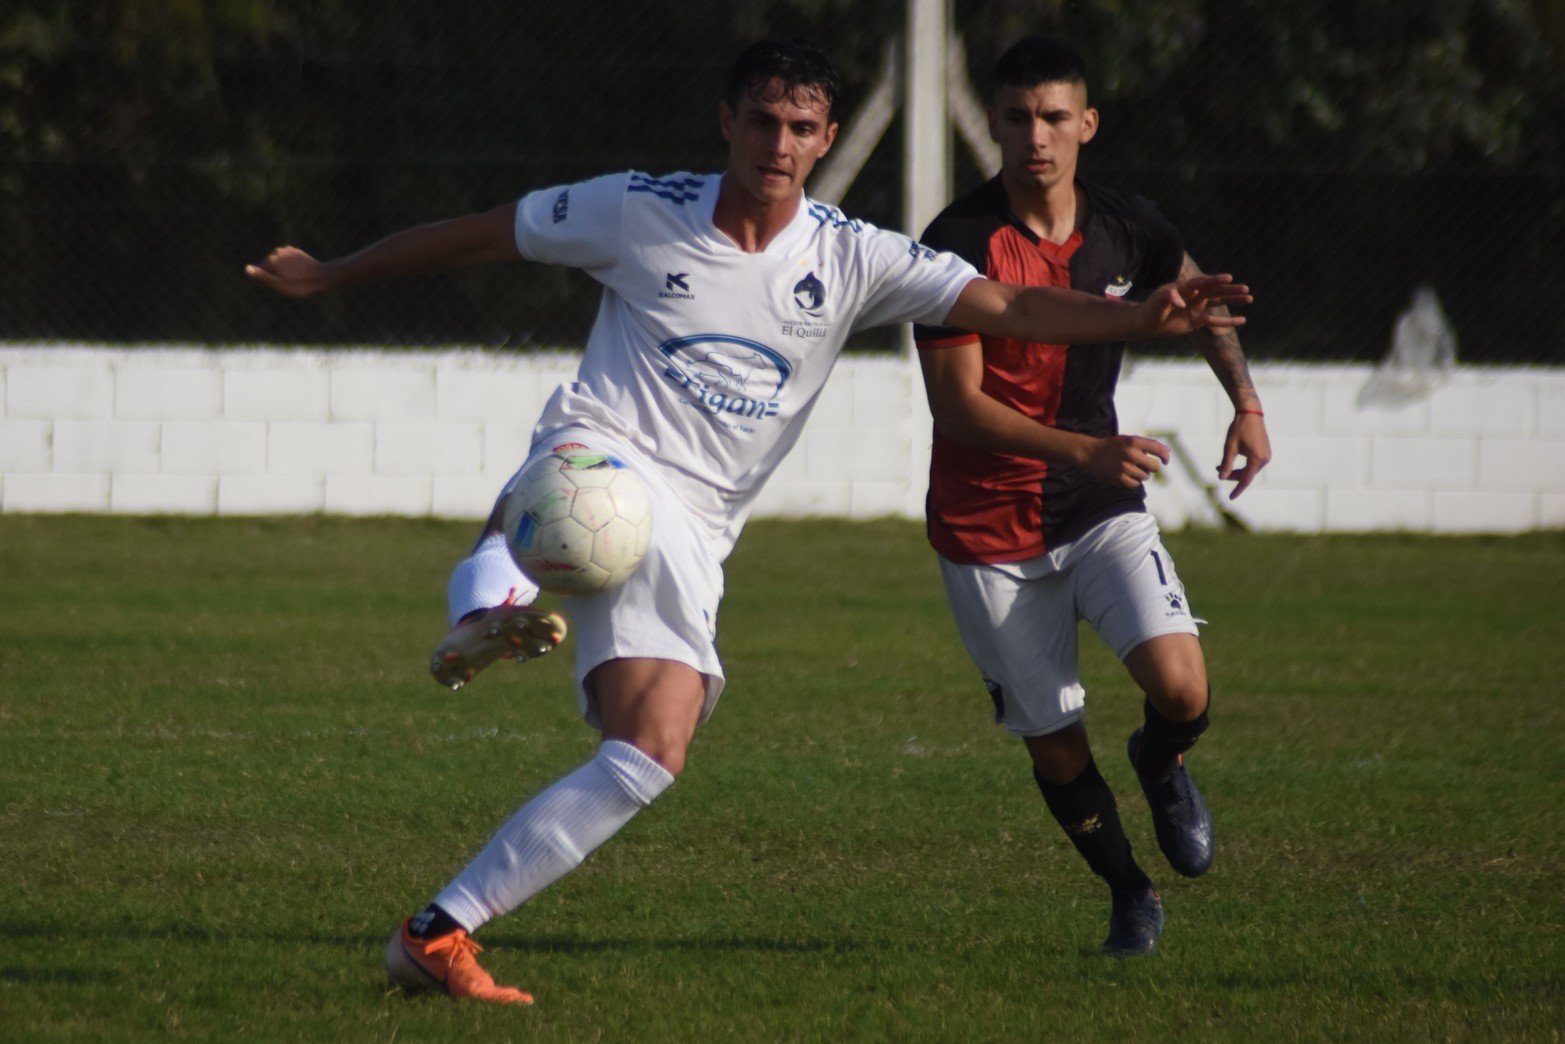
left=430, top=597, right=567, bottom=691
left=385, top=919, right=534, bottom=1005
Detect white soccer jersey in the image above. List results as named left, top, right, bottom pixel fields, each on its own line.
left=515, top=171, right=978, bottom=557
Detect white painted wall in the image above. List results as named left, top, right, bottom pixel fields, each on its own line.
left=3, top=345, right=1562, bottom=533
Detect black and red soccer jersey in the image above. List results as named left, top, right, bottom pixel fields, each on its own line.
left=914, top=177, right=1185, bottom=564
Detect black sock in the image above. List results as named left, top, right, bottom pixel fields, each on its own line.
left=1134, top=695, right=1210, bottom=776
left=1034, top=758, right=1154, bottom=895
left=407, top=904, right=464, bottom=939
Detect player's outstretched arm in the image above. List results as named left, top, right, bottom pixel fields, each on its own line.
left=944, top=274, right=1251, bottom=346
left=1180, top=253, right=1273, bottom=498
left=918, top=341, right=1170, bottom=489
left=245, top=203, right=522, bottom=298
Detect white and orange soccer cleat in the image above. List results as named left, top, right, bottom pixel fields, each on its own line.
left=385, top=919, right=534, bottom=1005
left=430, top=595, right=567, bottom=691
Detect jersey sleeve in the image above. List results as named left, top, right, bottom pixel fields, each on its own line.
left=850, top=228, right=980, bottom=336
left=512, top=172, right=629, bottom=272
left=912, top=211, right=983, bottom=348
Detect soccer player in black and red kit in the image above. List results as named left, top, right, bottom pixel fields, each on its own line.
left=914, top=35, right=1272, bottom=956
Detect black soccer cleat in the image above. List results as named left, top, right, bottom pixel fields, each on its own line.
left=1128, top=727, right=1214, bottom=878
left=1102, top=887, right=1164, bottom=957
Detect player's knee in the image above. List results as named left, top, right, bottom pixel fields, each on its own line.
left=1025, top=724, right=1091, bottom=785
left=1145, top=674, right=1209, bottom=722
left=1127, top=636, right=1208, bottom=721
left=626, top=734, right=689, bottom=778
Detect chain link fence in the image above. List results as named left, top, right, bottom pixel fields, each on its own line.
left=3, top=0, right=1562, bottom=362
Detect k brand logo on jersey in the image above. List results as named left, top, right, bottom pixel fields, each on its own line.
left=658, top=334, right=792, bottom=429
left=551, top=190, right=570, bottom=224
left=660, top=272, right=694, bottom=300
left=792, top=272, right=826, bottom=316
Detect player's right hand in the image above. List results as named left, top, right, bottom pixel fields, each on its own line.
left=1141, top=275, right=1251, bottom=336
left=245, top=246, right=334, bottom=298
left=1082, top=434, right=1170, bottom=489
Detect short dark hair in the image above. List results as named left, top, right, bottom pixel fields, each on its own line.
left=725, top=39, right=842, bottom=121
left=993, top=35, right=1088, bottom=93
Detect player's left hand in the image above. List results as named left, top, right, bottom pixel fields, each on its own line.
left=1219, top=410, right=1272, bottom=498
left=1142, top=275, right=1251, bottom=337
left=245, top=246, right=336, bottom=299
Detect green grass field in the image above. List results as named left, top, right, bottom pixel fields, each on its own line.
left=1, top=516, right=1561, bottom=1040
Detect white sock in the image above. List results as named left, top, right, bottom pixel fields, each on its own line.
left=432, top=740, right=675, bottom=931
left=447, top=533, right=539, bottom=626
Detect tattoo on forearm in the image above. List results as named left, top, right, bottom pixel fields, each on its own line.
left=1183, top=253, right=1259, bottom=406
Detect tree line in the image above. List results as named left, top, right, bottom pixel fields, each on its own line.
left=2, top=0, right=1561, bottom=360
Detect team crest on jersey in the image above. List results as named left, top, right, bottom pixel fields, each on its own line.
left=792, top=272, right=826, bottom=316
left=657, top=333, right=792, bottom=433
left=1105, top=275, right=1133, bottom=298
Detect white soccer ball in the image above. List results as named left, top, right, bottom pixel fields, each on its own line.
left=501, top=443, right=653, bottom=596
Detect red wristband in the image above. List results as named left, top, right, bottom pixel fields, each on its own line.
left=1236, top=408, right=1265, bottom=416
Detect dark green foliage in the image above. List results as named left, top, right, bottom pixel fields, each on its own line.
left=2, top=1, right=1563, bottom=358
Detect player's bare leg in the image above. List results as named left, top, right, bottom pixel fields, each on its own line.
left=1125, top=634, right=1214, bottom=877
left=387, top=658, right=700, bottom=1004
left=589, top=657, right=706, bottom=777
left=1026, top=724, right=1162, bottom=956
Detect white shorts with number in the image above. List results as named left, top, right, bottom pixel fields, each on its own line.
left=509, top=427, right=727, bottom=728
left=937, top=511, right=1200, bottom=738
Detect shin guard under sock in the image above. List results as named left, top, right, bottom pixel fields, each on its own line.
left=1135, top=696, right=1210, bottom=776
left=1034, top=758, right=1153, bottom=894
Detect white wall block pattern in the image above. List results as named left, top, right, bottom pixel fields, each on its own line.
left=54, top=420, right=161, bottom=473
left=4, top=473, right=110, bottom=512
left=1427, top=378, right=1535, bottom=437
left=481, top=424, right=534, bottom=480
left=1537, top=382, right=1565, bottom=438
left=1477, top=439, right=1565, bottom=491
left=1369, top=437, right=1479, bottom=490
left=1323, top=382, right=1432, bottom=435
left=117, top=366, right=223, bottom=420
left=433, top=476, right=503, bottom=520
left=1, top=347, right=1561, bottom=532
left=9, top=364, right=114, bottom=420
left=218, top=475, right=325, bottom=515
left=374, top=422, right=483, bottom=476
left=1226, top=487, right=1326, bottom=532
left=0, top=421, right=51, bottom=473
left=1326, top=488, right=1434, bottom=531
left=163, top=421, right=267, bottom=475
left=331, top=367, right=435, bottom=421
left=1429, top=491, right=1539, bottom=534
left=436, top=366, right=541, bottom=423
left=112, top=474, right=216, bottom=514
left=267, top=422, right=374, bottom=475
left=325, top=475, right=432, bottom=516
left=226, top=365, right=329, bottom=421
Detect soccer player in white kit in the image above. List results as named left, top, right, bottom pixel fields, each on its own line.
left=247, top=40, right=1251, bottom=1005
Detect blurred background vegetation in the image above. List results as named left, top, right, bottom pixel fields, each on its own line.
left=2, top=0, right=1562, bottom=359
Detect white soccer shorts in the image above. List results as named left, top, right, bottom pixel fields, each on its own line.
left=937, top=511, right=1200, bottom=737
left=505, top=427, right=727, bottom=728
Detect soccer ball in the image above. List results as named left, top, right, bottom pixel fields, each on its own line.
left=501, top=443, right=653, bottom=596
